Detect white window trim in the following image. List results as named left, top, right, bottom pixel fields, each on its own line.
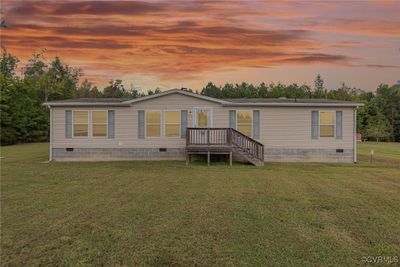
left=193, top=107, right=213, bottom=128
left=91, top=110, right=108, bottom=138
left=319, top=110, right=336, bottom=138
left=163, top=110, right=181, bottom=138
left=145, top=110, right=162, bottom=138
left=72, top=110, right=89, bottom=138
left=236, top=110, right=253, bottom=137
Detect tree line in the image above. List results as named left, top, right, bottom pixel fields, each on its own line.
left=1, top=49, right=399, bottom=145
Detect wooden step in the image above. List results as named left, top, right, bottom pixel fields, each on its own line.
left=232, top=147, right=264, bottom=166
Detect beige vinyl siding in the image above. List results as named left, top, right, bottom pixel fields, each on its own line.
left=259, top=107, right=354, bottom=149
left=52, top=93, right=354, bottom=151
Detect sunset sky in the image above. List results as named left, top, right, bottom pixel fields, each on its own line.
left=1, top=0, right=400, bottom=92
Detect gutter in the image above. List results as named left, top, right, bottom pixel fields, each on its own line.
left=49, top=107, right=53, bottom=161
left=354, top=107, right=358, bottom=163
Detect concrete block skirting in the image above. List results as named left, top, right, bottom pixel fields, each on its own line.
left=52, top=148, right=185, bottom=161
left=53, top=147, right=354, bottom=163
left=264, top=148, right=354, bottom=163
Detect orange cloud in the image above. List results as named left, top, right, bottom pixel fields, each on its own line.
left=2, top=0, right=399, bottom=89
left=303, top=19, right=400, bottom=37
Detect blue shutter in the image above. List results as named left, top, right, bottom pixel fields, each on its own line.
left=311, top=111, right=319, bottom=139
left=108, top=110, right=115, bottom=138
left=138, top=110, right=145, bottom=139
left=180, top=110, right=188, bottom=138
left=65, top=110, right=72, bottom=138
left=253, top=110, right=260, bottom=139
left=229, top=110, right=236, bottom=129
left=336, top=111, right=342, bottom=139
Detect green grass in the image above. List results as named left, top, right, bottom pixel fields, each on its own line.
left=357, top=142, right=400, bottom=162
left=1, top=143, right=399, bottom=266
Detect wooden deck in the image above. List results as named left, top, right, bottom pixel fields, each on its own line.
left=185, top=128, right=264, bottom=166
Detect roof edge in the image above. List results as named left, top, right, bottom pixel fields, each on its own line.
left=222, top=102, right=364, bottom=107
left=43, top=102, right=131, bottom=107
left=122, top=89, right=230, bottom=105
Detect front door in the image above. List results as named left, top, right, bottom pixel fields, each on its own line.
left=194, top=108, right=212, bottom=128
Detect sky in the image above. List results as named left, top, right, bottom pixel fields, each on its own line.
left=1, top=0, right=400, bottom=92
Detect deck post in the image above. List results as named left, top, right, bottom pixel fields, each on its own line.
left=186, top=152, right=189, bottom=165
left=186, top=128, right=189, bottom=146
left=207, top=128, right=210, bottom=146
left=229, top=151, right=232, bottom=166
left=207, top=151, right=210, bottom=166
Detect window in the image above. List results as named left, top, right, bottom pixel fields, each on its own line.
left=237, top=111, right=252, bottom=136
left=73, top=111, right=88, bottom=137
left=92, top=111, right=107, bottom=137
left=320, top=111, right=335, bottom=137
left=164, top=111, right=180, bottom=137
left=146, top=111, right=161, bottom=137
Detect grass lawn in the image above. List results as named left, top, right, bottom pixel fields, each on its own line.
left=1, top=143, right=399, bottom=266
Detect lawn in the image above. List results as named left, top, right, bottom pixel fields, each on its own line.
left=1, top=143, right=399, bottom=266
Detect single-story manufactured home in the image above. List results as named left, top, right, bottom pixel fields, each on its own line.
left=44, top=89, right=364, bottom=165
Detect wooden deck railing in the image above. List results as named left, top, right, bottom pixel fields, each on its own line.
left=230, top=128, right=264, bottom=161
left=186, top=128, right=264, bottom=161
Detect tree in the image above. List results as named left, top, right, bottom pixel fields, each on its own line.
left=127, top=83, right=145, bottom=98
left=146, top=88, right=161, bottom=96
left=268, top=82, right=285, bottom=98
left=0, top=49, right=19, bottom=79
left=44, top=57, right=81, bottom=101
left=103, top=79, right=127, bottom=98
left=24, top=51, right=47, bottom=79
left=257, top=82, right=268, bottom=98
left=24, top=53, right=82, bottom=102
left=365, top=113, right=393, bottom=142
left=1, top=72, right=48, bottom=145
left=313, top=74, right=327, bottom=98
left=328, top=83, right=352, bottom=100
left=1, top=50, right=20, bottom=144
left=76, top=79, right=102, bottom=98
left=374, top=84, right=400, bottom=141
left=201, top=82, right=221, bottom=98
left=285, top=83, right=311, bottom=99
